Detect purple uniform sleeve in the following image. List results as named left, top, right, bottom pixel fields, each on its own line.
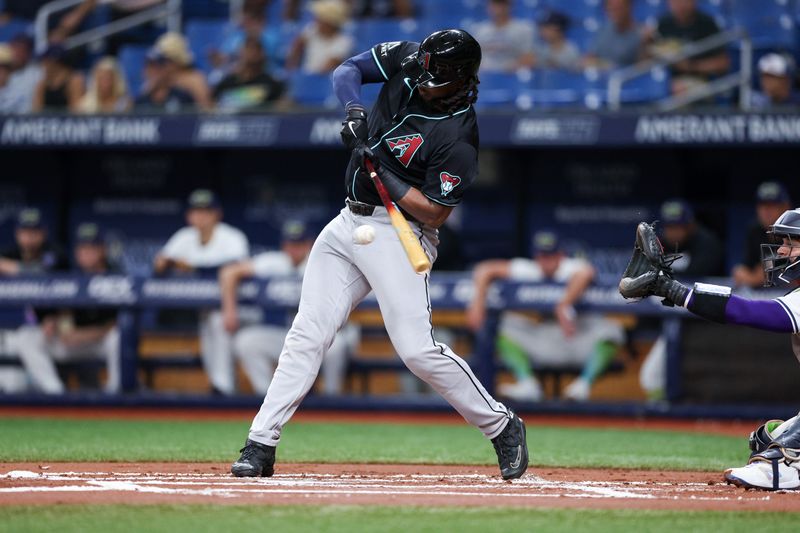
left=332, top=50, right=385, bottom=110
left=722, top=295, right=795, bottom=333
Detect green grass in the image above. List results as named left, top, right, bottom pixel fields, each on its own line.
left=0, top=417, right=748, bottom=471
left=1, top=506, right=798, bottom=533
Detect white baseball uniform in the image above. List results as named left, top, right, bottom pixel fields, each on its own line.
left=247, top=206, right=510, bottom=446
left=499, top=257, right=625, bottom=365
left=233, top=251, right=358, bottom=395
left=160, top=222, right=250, bottom=394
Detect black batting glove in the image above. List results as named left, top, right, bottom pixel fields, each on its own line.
left=340, top=104, right=368, bottom=150
left=352, top=142, right=377, bottom=171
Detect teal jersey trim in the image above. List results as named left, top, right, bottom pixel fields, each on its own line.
left=371, top=48, right=389, bottom=81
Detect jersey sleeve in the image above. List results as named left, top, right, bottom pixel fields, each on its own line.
left=775, top=289, right=800, bottom=334
left=422, top=141, right=477, bottom=206
left=370, top=41, right=419, bottom=81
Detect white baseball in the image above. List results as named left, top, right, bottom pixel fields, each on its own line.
left=353, top=224, right=375, bottom=244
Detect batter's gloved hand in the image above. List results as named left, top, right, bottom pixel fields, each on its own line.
left=341, top=104, right=368, bottom=150
left=619, top=222, right=688, bottom=306
left=352, top=142, right=377, bottom=171
left=352, top=143, right=411, bottom=201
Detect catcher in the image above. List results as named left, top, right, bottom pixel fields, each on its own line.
left=619, top=209, right=800, bottom=491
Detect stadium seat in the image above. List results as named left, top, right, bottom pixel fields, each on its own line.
left=532, top=69, right=604, bottom=108
left=351, top=19, right=426, bottom=53
left=543, top=0, right=602, bottom=19
left=421, top=0, right=485, bottom=30
left=185, top=19, right=228, bottom=74
left=617, top=67, right=670, bottom=105
left=0, top=18, right=31, bottom=42
left=476, top=70, right=534, bottom=109
left=118, top=45, right=149, bottom=97
left=567, top=14, right=601, bottom=52
left=360, top=81, right=383, bottom=106
left=731, top=0, right=795, bottom=49
left=182, top=0, right=229, bottom=20
left=290, top=72, right=337, bottom=108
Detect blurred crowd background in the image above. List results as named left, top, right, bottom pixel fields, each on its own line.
left=0, top=0, right=799, bottom=113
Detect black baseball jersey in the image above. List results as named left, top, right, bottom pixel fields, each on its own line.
left=345, top=41, right=479, bottom=208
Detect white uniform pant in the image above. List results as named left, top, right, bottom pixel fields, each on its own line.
left=248, top=206, right=510, bottom=446
left=15, top=325, right=120, bottom=394
left=233, top=323, right=357, bottom=396
left=500, top=313, right=625, bottom=366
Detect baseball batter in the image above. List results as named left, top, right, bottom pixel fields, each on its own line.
left=231, top=29, right=528, bottom=480
left=619, top=210, right=800, bottom=491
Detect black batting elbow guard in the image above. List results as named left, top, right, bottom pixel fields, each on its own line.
left=686, top=282, right=731, bottom=323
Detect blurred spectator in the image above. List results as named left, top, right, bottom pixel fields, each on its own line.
left=48, top=0, right=98, bottom=45
left=348, top=0, right=414, bottom=18
left=286, top=0, right=353, bottom=74
left=214, top=36, right=286, bottom=111
left=467, top=230, right=624, bottom=402
left=0, top=44, right=12, bottom=95
left=78, top=57, right=132, bottom=114
left=31, top=45, right=85, bottom=113
left=658, top=199, right=724, bottom=277
left=209, top=0, right=283, bottom=84
left=471, top=0, right=536, bottom=73
left=135, top=33, right=212, bottom=112
left=535, top=11, right=581, bottom=71
left=751, top=54, right=800, bottom=111
left=154, top=189, right=250, bottom=395
left=0, top=33, right=41, bottom=114
left=584, top=0, right=642, bottom=69
left=147, top=32, right=214, bottom=110
left=732, top=182, right=792, bottom=288
left=649, top=0, right=729, bottom=95
left=220, top=220, right=357, bottom=395
left=0, top=208, right=68, bottom=276
left=16, top=223, right=121, bottom=394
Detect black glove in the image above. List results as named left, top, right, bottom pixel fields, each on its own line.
left=340, top=104, right=368, bottom=150
left=619, top=222, right=688, bottom=306
left=351, top=143, right=410, bottom=201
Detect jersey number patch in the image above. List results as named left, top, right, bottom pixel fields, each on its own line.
left=439, top=172, right=461, bottom=197
left=386, top=134, right=424, bottom=167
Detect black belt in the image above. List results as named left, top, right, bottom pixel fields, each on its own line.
left=346, top=199, right=377, bottom=216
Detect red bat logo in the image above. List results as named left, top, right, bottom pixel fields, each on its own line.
left=439, top=172, right=461, bottom=197
left=385, top=133, right=424, bottom=167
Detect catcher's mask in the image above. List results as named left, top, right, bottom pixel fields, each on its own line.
left=761, top=208, right=800, bottom=287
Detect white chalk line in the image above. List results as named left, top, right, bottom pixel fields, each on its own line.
left=0, top=469, right=761, bottom=503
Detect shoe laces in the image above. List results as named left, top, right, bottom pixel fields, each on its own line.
left=238, top=443, right=262, bottom=462
left=493, top=418, right=520, bottom=458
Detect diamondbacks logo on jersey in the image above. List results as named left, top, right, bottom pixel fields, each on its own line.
left=386, top=134, right=424, bottom=167
left=439, top=172, right=461, bottom=197
left=380, top=41, right=402, bottom=57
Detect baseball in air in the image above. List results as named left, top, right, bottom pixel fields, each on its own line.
left=353, top=224, right=375, bottom=244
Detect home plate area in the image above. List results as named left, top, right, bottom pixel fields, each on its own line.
left=1, top=463, right=797, bottom=511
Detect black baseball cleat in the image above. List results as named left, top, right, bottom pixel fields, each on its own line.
left=231, top=439, right=276, bottom=477
left=492, top=412, right=529, bottom=480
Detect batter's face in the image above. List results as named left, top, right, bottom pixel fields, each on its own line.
left=15, top=227, right=45, bottom=253
left=186, top=208, right=221, bottom=232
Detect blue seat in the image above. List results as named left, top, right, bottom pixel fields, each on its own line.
left=360, top=81, right=383, bottom=107
left=352, top=19, right=426, bottom=53
left=476, top=71, right=532, bottom=109
left=532, top=69, right=604, bottom=107
left=183, top=0, right=229, bottom=20
left=567, top=15, right=601, bottom=52
left=543, top=0, right=602, bottom=19
left=119, top=45, right=148, bottom=97
left=731, top=0, right=795, bottom=49
left=185, top=19, right=228, bottom=74
left=633, top=0, right=667, bottom=25
left=617, top=67, right=670, bottom=104
left=290, top=72, right=336, bottom=107
left=421, top=0, right=485, bottom=29
left=0, top=18, right=31, bottom=42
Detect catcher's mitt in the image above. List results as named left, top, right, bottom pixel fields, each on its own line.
left=618, top=222, right=680, bottom=302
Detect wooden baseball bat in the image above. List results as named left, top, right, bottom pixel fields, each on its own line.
left=364, top=159, right=432, bottom=275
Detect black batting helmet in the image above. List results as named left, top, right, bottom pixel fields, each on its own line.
left=761, top=208, right=800, bottom=286
left=401, top=29, right=481, bottom=89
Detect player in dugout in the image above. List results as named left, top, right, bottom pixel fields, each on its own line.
left=619, top=209, right=800, bottom=491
